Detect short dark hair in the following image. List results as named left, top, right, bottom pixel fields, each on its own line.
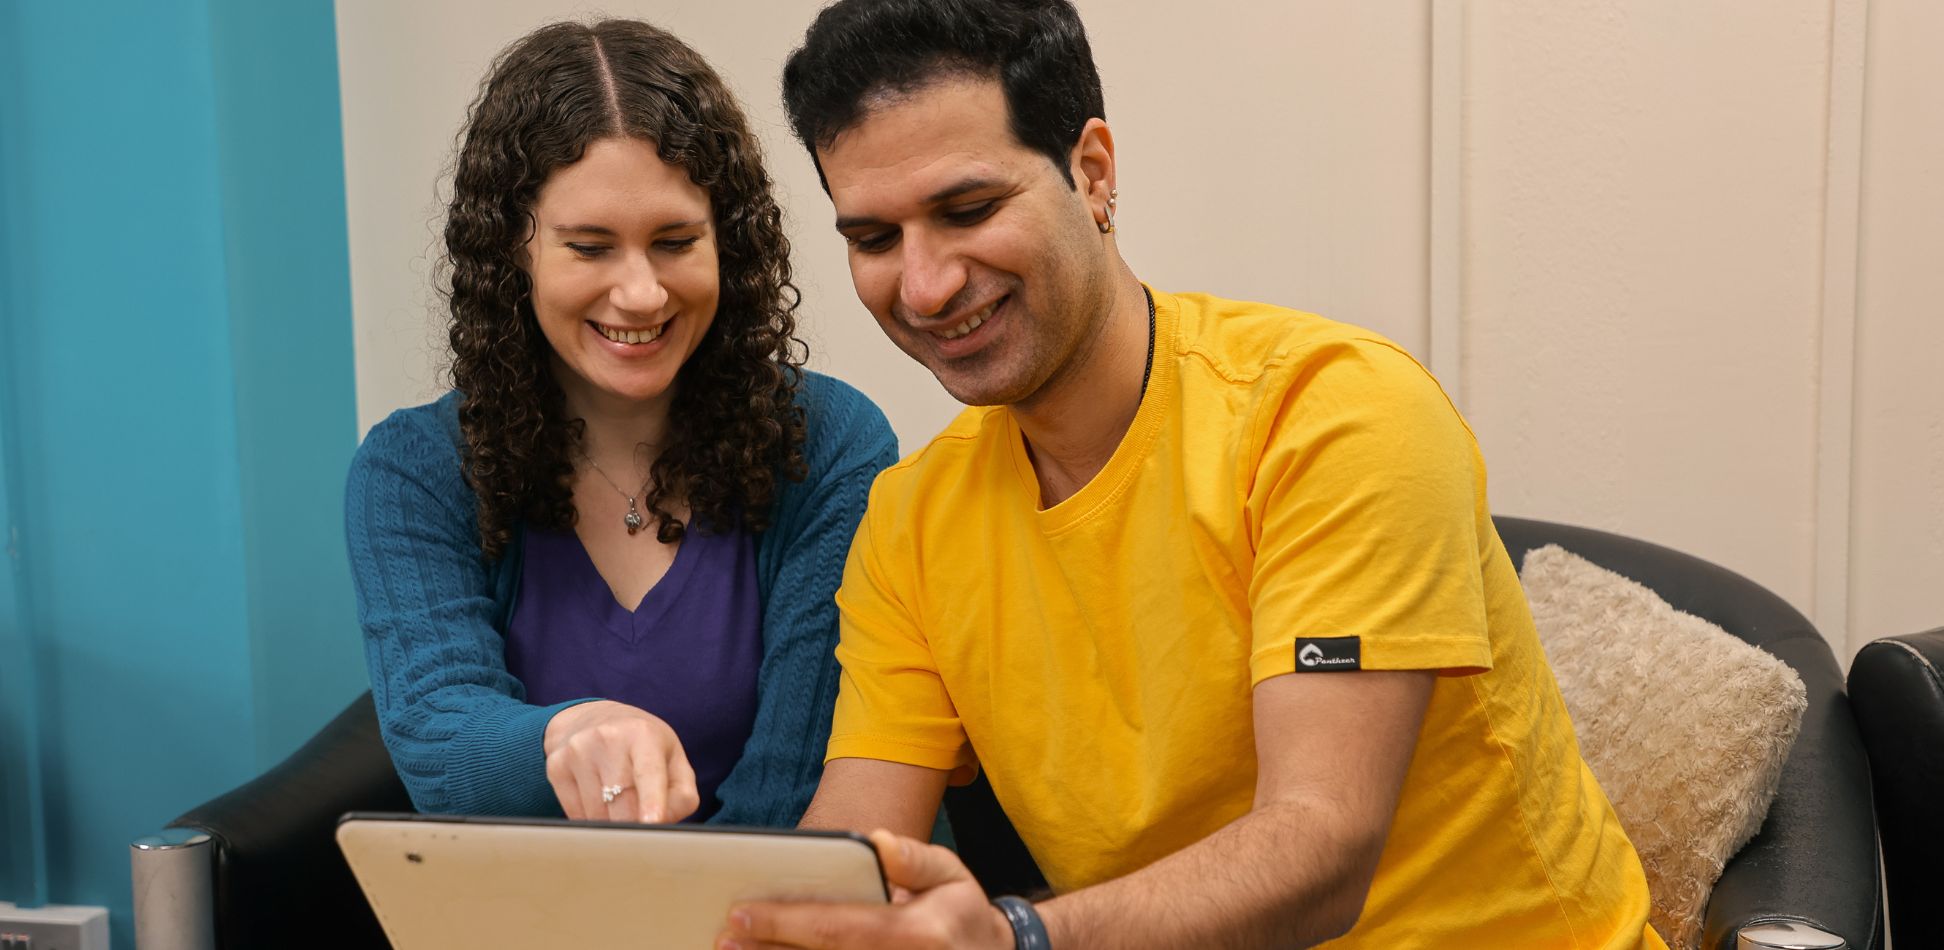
left=781, top=0, right=1105, bottom=187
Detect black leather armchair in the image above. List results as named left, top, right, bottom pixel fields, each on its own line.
left=136, top=518, right=1883, bottom=950
left=1848, top=626, right=1944, bottom=950
left=137, top=693, right=408, bottom=948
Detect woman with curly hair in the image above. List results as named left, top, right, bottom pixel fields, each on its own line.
left=345, top=19, right=895, bottom=827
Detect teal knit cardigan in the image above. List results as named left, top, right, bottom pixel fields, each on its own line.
left=345, top=372, right=896, bottom=827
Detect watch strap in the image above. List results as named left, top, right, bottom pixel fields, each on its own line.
left=992, top=894, right=1051, bottom=950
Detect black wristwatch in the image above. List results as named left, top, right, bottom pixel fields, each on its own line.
left=991, top=895, right=1051, bottom=950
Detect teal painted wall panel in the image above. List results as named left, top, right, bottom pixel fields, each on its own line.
left=5, top=3, right=261, bottom=938
left=207, top=0, right=366, bottom=767
left=0, top=0, right=51, bottom=903
left=1, top=2, right=365, bottom=943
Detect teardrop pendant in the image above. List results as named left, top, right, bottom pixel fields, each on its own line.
left=624, top=498, right=645, bottom=535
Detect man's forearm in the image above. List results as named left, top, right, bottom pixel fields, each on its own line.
left=798, top=792, right=932, bottom=839
left=1036, top=797, right=1385, bottom=950
left=795, top=757, right=949, bottom=842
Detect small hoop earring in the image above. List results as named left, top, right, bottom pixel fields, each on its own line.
left=1099, top=188, right=1118, bottom=234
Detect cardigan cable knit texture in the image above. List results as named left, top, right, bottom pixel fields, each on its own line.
left=345, top=371, right=896, bottom=827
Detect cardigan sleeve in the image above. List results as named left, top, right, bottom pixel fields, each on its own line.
left=345, top=403, right=589, bottom=816
left=709, top=374, right=899, bottom=827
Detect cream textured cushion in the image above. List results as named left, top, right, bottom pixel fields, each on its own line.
left=1520, top=544, right=1807, bottom=950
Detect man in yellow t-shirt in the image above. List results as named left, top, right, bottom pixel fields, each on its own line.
left=722, top=1, right=1668, bottom=948
left=826, top=292, right=1664, bottom=943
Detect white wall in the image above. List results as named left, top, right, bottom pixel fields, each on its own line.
left=335, top=0, right=1426, bottom=455
left=1460, top=1, right=1833, bottom=625
left=1451, top=0, right=1944, bottom=656
left=336, top=0, right=1943, bottom=658
left=1852, top=0, right=1944, bottom=651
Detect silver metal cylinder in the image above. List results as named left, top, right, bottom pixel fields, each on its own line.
left=130, top=827, right=216, bottom=950
left=1737, top=920, right=1846, bottom=950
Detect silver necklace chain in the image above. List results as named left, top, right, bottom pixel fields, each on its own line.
left=585, top=457, right=652, bottom=535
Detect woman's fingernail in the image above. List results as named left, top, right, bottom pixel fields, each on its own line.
left=643, top=807, right=660, bottom=823
left=731, top=909, right=752, bottom=931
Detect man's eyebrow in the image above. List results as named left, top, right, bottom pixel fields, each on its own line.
left=924, top=176, right=1005, bottom=205
left=833, top=176, right=1008, bottom=232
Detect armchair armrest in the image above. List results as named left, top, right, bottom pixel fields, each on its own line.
left=131, top=691, right=410, bottom=948
left=1701, top=633, right=1883, bottom=950
left=1849, top=626, right=1944, bottom=950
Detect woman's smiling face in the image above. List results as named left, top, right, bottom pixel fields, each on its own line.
left=523, top=136, right=719, bottom=410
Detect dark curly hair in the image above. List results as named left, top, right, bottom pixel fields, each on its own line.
left=782, top=0, right=1104, bottom=189
left=444, top=19, right=807, bottom=557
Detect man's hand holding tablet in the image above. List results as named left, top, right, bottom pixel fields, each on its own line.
left=718, top=829, right=1016, bottom=950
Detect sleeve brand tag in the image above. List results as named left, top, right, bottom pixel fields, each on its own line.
left=1294, top=636, right=1362, bottom=671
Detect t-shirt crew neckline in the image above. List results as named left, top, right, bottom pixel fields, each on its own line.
left=1005, top=284, right=1178, bottom=537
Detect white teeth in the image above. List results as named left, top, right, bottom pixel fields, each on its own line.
left=597, top=322, right=665, bottom=345
left=940, top=301, right=997, bottom=340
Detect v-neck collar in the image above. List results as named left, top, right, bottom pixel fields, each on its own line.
left=566, top=526, right=702, bottom=644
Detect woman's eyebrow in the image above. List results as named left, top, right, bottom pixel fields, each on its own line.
left=549, top=220, right=706, bottom=235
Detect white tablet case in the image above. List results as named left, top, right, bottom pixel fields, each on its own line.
left=337, top=815, right=888, bottom=949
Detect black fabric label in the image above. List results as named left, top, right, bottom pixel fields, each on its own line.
left=1294, top=636, right=1362, bottom=672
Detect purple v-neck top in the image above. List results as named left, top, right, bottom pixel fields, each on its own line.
left=504, top=522, right=763, bottom=822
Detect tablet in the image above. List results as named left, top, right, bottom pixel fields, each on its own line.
left=336, top=812, right=888, bottom=949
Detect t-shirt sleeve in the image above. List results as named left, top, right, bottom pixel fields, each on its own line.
left=1245, top=339, right=1495, bottom=685
left=825, top=480, right=977, bottom=778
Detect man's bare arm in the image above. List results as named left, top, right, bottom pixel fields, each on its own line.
left=1036, top=669, right=1435, bottom=949
left=799, top=757, right=952, bottom=843
left=722, top=674, right=1433, bottom=950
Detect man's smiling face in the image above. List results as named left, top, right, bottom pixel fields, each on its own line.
left=819, top=77, right=1112, bottom=408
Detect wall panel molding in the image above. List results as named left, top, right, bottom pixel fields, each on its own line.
left=1429, top=0, right=1465, bottom=408
left=1814, top=0, right=1869, bottom=655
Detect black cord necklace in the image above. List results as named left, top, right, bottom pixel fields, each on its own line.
left=1140, top=286, right=1157, bottom=395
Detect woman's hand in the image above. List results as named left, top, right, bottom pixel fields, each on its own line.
left=543, top=700, right=701, bottom=823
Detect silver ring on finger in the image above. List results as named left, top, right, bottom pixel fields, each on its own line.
left=601, top=783, right=628, bottom=804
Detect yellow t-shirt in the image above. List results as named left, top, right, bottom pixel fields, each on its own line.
left=830, top=289, right=1666, bottom=948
